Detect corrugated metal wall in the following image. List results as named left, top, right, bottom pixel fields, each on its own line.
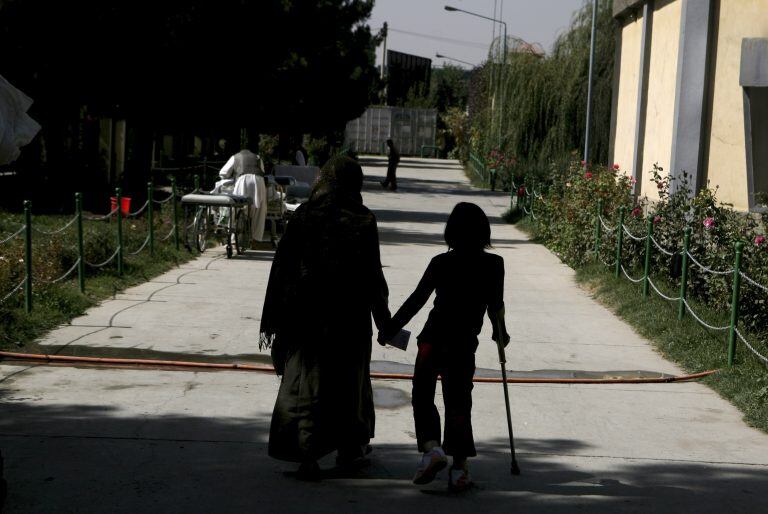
left=345, top=106, right=437, bottom=156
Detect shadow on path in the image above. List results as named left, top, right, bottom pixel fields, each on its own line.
left=378, top=227, right=529, bottom=248
left=0, top=394, right=765, bottom=513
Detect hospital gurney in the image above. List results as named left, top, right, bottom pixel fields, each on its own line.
left=180, top=192, right=251, bottom=259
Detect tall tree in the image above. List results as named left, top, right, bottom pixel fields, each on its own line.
left=0, top=0, right=381, bottom=189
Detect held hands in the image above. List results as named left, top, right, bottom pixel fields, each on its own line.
left=377, top=319, right=395, bottom=346
left=377, top=330, right=391, bottom=346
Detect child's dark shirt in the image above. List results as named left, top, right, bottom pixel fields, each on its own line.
left=388, top=250, right=505, bottom=349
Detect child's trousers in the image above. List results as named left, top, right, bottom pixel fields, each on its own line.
left=412, top=342, right=477, bottom=457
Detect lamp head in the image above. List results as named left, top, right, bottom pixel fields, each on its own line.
left=444, top=6, right=458, bottom=12
left=436, top=53, right=445, bottom=58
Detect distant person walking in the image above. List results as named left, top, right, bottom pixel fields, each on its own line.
left=378, top=202, right=510, bottom=492
left=380, top=139, right=400, bottom=191
left=261, top=156, right=391, bottom=481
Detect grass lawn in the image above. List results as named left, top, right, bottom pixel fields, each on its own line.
left=511, top=210, right=768, bottom=434
left=0, top=207, right=198, bottom=351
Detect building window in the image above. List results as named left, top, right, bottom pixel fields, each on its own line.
left=746, top=87, right=768, bottom=208
left=740, top=38, right=768, bottom=211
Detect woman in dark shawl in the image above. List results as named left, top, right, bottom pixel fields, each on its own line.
left=260, top=156, right=391, bottom=480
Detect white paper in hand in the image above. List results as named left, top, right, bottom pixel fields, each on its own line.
left=388, top=329, right=411, bottom=351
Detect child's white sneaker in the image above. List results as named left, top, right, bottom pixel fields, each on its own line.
left=448, top=466, right=472, bottom=492
left=412, top=447, right=448, bottom=485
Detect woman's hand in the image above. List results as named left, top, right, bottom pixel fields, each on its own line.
left=377, top=331, right=391, bottom=346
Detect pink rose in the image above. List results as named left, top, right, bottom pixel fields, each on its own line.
left=613, top=163, right=620, bottom=170
left=755, top=235, right=766, bottom=246
left=585, top=171, right=593, bottom=179
left=653, top=215, right=661, bottom=224
left=631, top=207, right=642, bottom=218
left=580, top=160, right=586, bottom=166
left=703, top=217, right=715, bottom=230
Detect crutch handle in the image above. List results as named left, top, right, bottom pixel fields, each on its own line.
left=496, top=338, right=507, bottom=364
left=493, top=317, right=507, bottom=364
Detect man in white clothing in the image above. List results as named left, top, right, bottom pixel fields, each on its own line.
left=215, top=148, right=268, bottom=245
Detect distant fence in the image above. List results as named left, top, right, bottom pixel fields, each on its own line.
left=345, top=106, right=437, bottom=156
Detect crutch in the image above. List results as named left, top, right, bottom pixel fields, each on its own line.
left=494, top=316, right=521, bottom=475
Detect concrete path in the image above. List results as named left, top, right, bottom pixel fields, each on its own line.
left=1, top=157, right=767, bottom=513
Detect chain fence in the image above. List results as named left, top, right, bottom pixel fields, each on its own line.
left=515, top=187, right=768, bottom=368
left=0, top=224, right=26, bottom=245
left=0, top=181, right=199, bottom=312
left=31, top=214, right=78, bottom=236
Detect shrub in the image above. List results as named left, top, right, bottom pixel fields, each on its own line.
left=517, top=159, right=768, bottom=348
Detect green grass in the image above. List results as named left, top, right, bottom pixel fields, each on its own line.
left=0, top=208, right=197, bottom=351
left=509, top=214, right=768, bottom=433
left=575, top=264, right=768, bottom=433
left=463, top=164, right=491, bottom=190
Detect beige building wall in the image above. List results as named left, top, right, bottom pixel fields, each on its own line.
left=640, top=0, right=681, bottom=201
left=613, top=15, right=643, bottom=179
left=706, top=0, right=768, bottom=211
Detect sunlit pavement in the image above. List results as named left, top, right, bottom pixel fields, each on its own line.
left=1, top=156, right=767, bottom=512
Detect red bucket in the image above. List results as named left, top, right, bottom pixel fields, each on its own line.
left=110, top=196, right=132, bottom=216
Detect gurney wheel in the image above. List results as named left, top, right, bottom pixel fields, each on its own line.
left=234, top=210, right=249, bottom=255
left=194, top=206, right=209, bottom=253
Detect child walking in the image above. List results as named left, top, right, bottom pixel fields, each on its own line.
left=379, top=202, right=510, bottom=491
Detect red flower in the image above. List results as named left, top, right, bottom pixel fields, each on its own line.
left=612, top=163, right=620, bottom=170
left=631, top=207, right=641, bottom=218
left=517, top=186, right=526, bottom=197
left=755, top=235, right=766, bottom=246
left=584, top=171, right=593, bottom=179
left=653, top=215, right=662, bottom=224
left=580, top=160, right=586, bottom=166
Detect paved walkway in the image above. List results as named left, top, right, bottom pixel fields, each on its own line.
left=1, top=157, right=767, bottom=512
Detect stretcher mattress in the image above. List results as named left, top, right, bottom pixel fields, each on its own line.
left=181, top=193, right=251, bottom=206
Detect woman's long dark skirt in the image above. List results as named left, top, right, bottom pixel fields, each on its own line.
left=268, top=339, right=374, bottom=463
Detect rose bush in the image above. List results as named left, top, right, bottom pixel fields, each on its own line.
left=517, top=160, right=768, bottom=344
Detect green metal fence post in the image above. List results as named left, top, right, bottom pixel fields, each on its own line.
left=76, top=193, right=85, bottom=293
left=615, top=206, right=625, bottom=279
left=116, top=188, right=124, bottom=276
left=147, top=182, right=155, bottom=257
left=529, top=181, right=535, bottom=219
left=23, top=200, right=32, bottom=313
left=171, top=177, right=180, bottom=251
left=594, top=199, right=603, bottom=262
left=642, top=217, right=653, bottom=298
left=678, top=227, right=691, bottom=320
left=727, top=241, right=744, bottom=366
left=194, top=174, right=200, bottom=192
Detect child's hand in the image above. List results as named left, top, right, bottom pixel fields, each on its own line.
left=492, top=331, right=511, bottom=347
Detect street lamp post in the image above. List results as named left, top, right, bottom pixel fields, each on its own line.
left=445, top=5, right=507, bottom=149
left=584, top=0, right=598, bottom=166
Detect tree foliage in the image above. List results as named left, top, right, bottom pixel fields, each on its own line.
left=0, top=0, right=380, bottom=132
left=467, top=1, right=615, bottom=178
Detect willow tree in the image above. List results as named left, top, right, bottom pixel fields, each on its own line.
left=467, top=1, right=615, bottom=179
